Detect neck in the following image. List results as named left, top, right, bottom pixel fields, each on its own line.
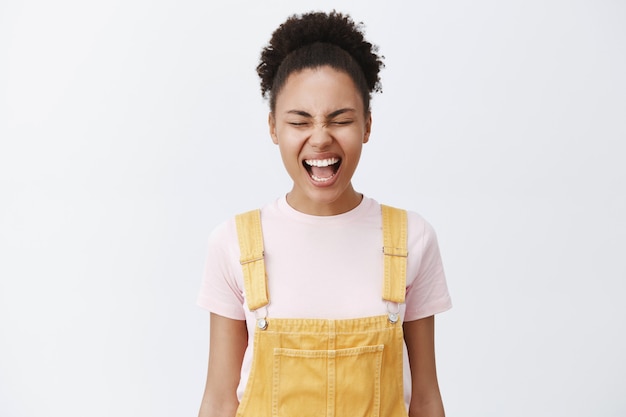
left=285, top=188, right=363, bottom=216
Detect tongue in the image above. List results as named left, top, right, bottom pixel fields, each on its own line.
left=311, top=165, right=335, bottom=179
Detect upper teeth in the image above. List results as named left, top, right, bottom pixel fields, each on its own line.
left=305, top=158, right=339, bottom=167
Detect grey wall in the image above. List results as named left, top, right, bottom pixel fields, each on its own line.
left=1, top=0, right=624, bottom=415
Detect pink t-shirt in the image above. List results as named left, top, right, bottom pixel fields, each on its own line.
left=197, top=196, right=452, bottom=404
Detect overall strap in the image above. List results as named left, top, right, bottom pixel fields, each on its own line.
left=381, top=205, right=408, bottom=304
left=235, top=209, right=270, bottom=311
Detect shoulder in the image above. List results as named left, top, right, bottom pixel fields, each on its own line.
left=209, top=199, right=281, bottom=240
left=207, top=198, right=286, bottom=249
left=376, top=201, right=439, bottom=243
left=406, top=210, right=439, bottom=247
left=207, top=216, right=237, bottom=247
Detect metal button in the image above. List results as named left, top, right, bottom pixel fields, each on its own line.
left=257, top=318, right=268, bottom=330
left=388, top=313, right=399, bottom=324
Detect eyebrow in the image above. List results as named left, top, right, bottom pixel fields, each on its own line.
left=286, top=108, right=357, bottom=119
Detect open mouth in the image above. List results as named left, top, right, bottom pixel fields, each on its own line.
left=303, top=157, right=341, bottom=182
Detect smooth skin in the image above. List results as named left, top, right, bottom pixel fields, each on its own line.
left=198, top=66, right=445, bottom=417
left=198, top=314, right=247, bottom=417
left=269, top=66, right=371, bottom=216
left=404, top=316, right=446, bottom=417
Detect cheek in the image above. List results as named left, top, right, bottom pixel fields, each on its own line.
left=342, top=134, right=366, bottom=156
left=277, top=130, right=308, bottom=151
left=277, top=141, right=301, bottom=164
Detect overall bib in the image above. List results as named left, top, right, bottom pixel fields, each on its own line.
left=234, top=205, right=409, bottom=417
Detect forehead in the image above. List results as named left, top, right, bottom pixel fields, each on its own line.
left=275, top=66, right=365, bottom=114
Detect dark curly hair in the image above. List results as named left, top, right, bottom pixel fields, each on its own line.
left=257, top=11, right=384, bottom=113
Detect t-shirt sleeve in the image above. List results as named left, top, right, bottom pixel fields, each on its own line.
left=196, top=219, right=246, bottom=320
left=404, top=214, right=452, bottom=321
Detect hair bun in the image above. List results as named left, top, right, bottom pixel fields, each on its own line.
left=258, top=11, right=384, bottom=99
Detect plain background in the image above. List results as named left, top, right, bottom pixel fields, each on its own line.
left=1, top=0, right=625, bottom=416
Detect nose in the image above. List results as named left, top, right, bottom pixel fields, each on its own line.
left=308, top=125, right=333, bottom=150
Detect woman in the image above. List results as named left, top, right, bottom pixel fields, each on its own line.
left=197, top=11, right=451, bottom=417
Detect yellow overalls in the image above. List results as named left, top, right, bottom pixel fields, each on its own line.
left=234, top=205, right=409, bottom=417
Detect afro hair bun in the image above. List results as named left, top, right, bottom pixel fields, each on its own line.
left=257, top=11, right=384, bottom=98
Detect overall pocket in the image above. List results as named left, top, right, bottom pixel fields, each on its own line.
left=272, top=345, right=384, bottom=417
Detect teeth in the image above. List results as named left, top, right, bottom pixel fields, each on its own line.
left=311, top=174, right=334, bottom=182
left=304, top=157, right=339, bottom=167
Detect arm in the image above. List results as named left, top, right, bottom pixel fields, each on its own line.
left=403, top=315, right=445, bottom=417
left=198, top=313, right=248, bottom=417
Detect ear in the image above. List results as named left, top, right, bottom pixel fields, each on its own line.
left=363, top=113, right=372, bottom=144
left=268, top=112, right=278, bottom=144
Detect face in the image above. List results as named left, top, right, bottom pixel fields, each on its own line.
left=269, top=66, right=372, bottom=216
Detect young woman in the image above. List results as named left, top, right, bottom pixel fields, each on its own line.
left=197, top=11, right=451, bottom=417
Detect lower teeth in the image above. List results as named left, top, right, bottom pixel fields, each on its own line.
left=311, top=174, right=333, bottom=182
